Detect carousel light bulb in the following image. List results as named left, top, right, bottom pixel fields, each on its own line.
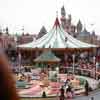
left=56, top=67, right=59, bottom=71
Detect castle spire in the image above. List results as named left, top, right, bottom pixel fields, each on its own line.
left=5, top=27, right=9, bottom=35
left=77, top=19, right=83, bottom=33
left=56, top=11, right=58, bottom=18
left=22, top=26, right=24, bottom=35
left=61, top=5, right=66, bottom=17
left=56, top=0, right=58, bottom=18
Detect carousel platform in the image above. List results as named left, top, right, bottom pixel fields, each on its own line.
left=16, top=73, right=99, bottom=99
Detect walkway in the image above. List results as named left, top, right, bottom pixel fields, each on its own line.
left=21, top=90, right=100, bottom=100
left=74, top=90, right=100, bottom=100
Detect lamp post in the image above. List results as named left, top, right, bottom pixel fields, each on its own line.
left=56, top=67, right=59, bottom=100
left=72, top=54, right=75, bottom=75
left=18, top=52, right=21, bottom=73
left=14, top=36, right=17, bottom=46
left=93, top=56, right=96, bottom=79
left=56, top=67, right=59, bottom=82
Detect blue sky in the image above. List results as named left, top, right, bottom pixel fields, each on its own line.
left=0, top=0, right=100, bottom=35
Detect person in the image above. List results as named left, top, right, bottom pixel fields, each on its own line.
left=66, top=85, right=73, bottom=99
left=90, top=97, right=94, bottom=100
left=59, top=86, right=65, bottom=100
left=64, top=79, right=68, bottom=87
left=0, top=50, right=19, bottom=100
left=85, top=80, right=89, bottom=96
left=42, top=91, right=46, bottom=98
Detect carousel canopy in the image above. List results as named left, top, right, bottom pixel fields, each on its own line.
left=34, top=51, right=60, bottom=63
left=18, top=17, right=97, bottom=49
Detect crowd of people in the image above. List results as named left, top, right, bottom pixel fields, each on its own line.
left=59, top=52, right=100, bottom=79
left=59, top=82, right=74, bottom=100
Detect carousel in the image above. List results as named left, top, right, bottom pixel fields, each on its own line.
left=17, top=17, right=98, bottom=63
left=16, top=17, right=99, bottom=98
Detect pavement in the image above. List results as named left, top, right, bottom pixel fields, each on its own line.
left=74, top=90, right=100, bottom=100
left=21, top=90, right=100, bottom=100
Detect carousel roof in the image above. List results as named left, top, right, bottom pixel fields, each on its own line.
left=18, top=17, right=97, bottom=49
left=34, top=51, right=60, bottom=62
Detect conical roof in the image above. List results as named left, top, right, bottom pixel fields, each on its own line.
left=37, top=26, right=47, bottom=39
left=18, top=17, right=97, bottom=49
left=61, top=5, right=66, bottom=17
left=77, top=20, right=82, bottom=31
left=34, top=51, right=60, bottom=63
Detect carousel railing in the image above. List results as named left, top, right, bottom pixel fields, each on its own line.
left=59, top=67, right=100, bottom=80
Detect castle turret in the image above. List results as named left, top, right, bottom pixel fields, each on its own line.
left=61, top=6, right=66, bottom=17
left=69, top=25, right=76, bottom=37
left=0, top=26, right=2, bottom=35
left=91, top=31, right=97, bottom=44
left=5, top=27, right=9, bottom=35
left=61, top=6, right=67, bottom=30
left=77, top=20, right=83, bottom=33
left=91, top=31, right=96, bottom=36
left=67, top=14, right=72, bottom=25
left=77, top=27, right=90, bottom=43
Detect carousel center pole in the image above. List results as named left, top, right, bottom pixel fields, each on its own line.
left=56, top=67, right=59, bottom=82
left=72, top=54, right=75, bottom=75
left=93, top=56, right=96, bottom=79
left=18, top=52, right=21, bottom=73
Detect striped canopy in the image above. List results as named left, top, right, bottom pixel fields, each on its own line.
left=18, top=17, right=97, bottom=49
